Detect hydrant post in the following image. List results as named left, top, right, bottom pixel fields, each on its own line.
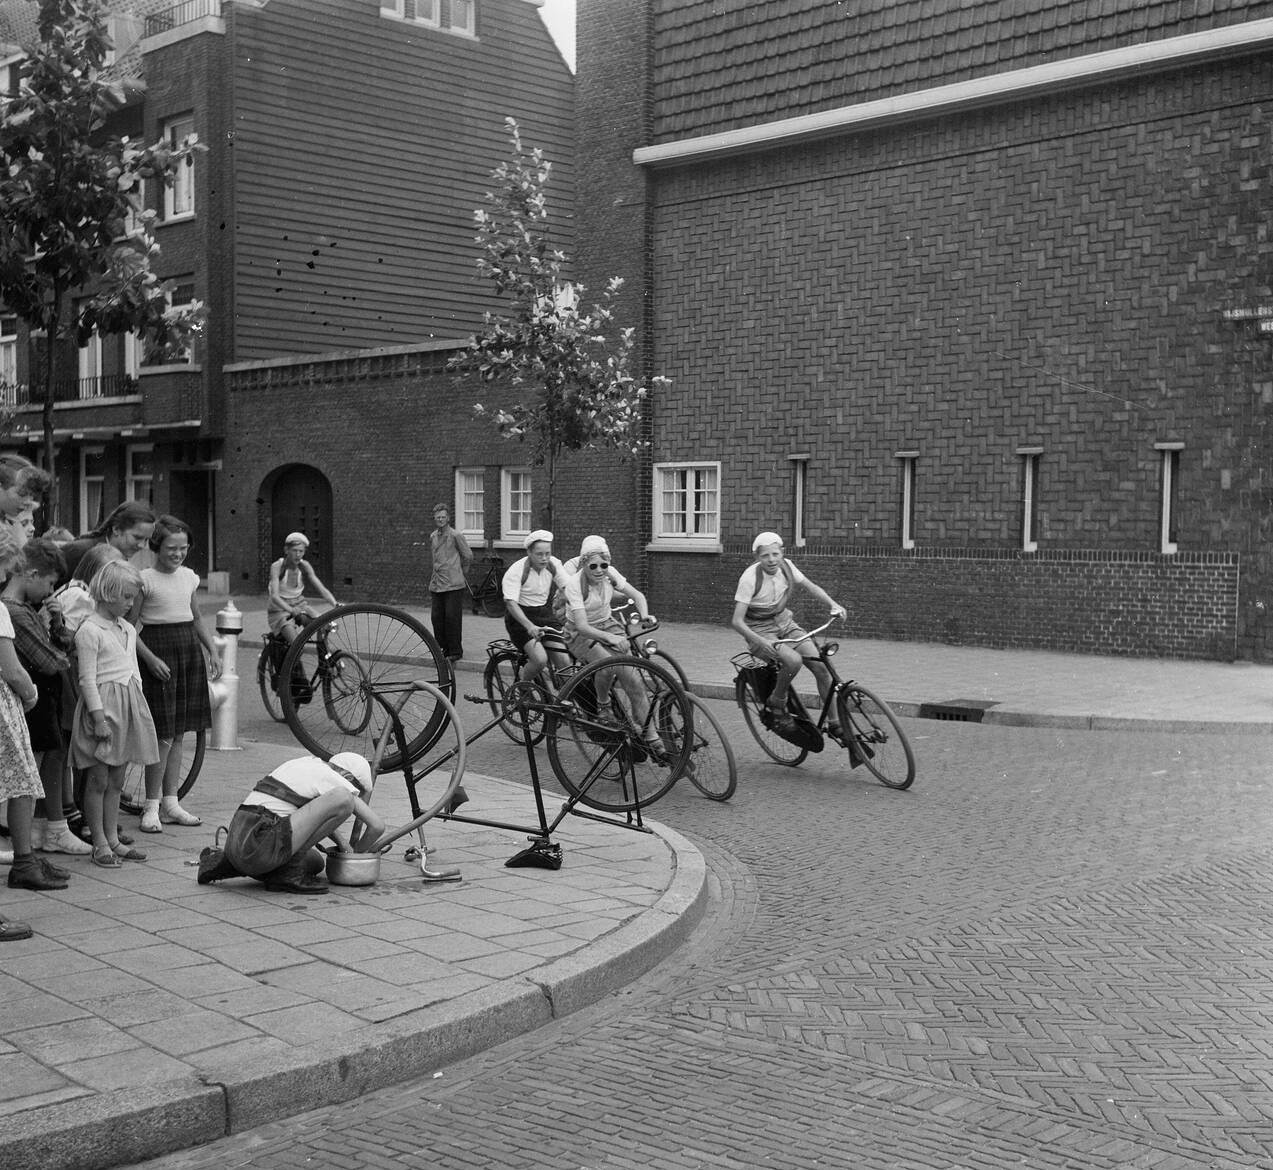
left=210, top=599, right=243, bottom=751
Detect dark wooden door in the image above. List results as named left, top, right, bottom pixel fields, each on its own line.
left=169, top=470, right=210, bottom=578
left=271, top=465, right=333, bottom=584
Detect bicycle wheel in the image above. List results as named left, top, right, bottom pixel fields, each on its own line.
left=546, top=655, right=691, bottom=813
left=676, top=693, right=737, bottom=801
left=481, top=589, right=506, bottom=618
left=651, top=648, right=690, bottom=693
left=280, top=604, right=453, bottom=772
left=119, top=729, right=207, bottom=815
left=483, top=649, right=546, bottom=746
left=837, top=683, right=916, bottom=790
left=257, top=643, right=286, bottom=723
left=736, top=675, right=807, bottom=767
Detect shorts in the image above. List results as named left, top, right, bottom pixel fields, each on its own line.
left=746, top=609, right=808, bottom=646
left=224, top=804, right=294, bottom=877
left=504, top=603, right=560, bottom=653
left=567, top=614, right=625, bottom=658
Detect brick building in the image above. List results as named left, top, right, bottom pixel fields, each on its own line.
left=1, top=0, right=574, bottom=592
left=577, top=0, right=1273, bottom=660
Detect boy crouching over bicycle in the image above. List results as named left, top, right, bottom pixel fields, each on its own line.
left=730, top=531, right=847, bottom=738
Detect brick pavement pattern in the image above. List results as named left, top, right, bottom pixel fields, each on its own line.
left=127, top=712, right=1273, bottom=1170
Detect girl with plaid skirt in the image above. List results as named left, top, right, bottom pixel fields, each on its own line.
left=130, top=515, right=221, bottom=833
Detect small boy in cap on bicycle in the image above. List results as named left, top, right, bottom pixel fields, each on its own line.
left=730, top=532, right=847, bottom=736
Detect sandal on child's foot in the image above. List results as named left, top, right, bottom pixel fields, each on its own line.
left=91, top=848, right=123, bottom=868
left=160, top=805, right=202, bottom=827
left=112, top=843, right=148, bottom=862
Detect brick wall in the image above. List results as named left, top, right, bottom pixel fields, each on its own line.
left=219, top=345, right=641, bottom=602
left=654, top=547, right=1239, bottom=661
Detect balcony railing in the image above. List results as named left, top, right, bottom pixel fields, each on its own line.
left=144, top=0, right=221, bottom=37
left=6, top=375, right=142, bottom=405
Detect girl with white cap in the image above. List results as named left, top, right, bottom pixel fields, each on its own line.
left=267, top=531, right=338, bottom=647
left=501, top=530, right=571, bottom=692
left=731, top=532, right=846, bottom=736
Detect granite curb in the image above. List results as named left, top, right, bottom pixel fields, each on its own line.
left=5, top=820, right=708, bottom=1170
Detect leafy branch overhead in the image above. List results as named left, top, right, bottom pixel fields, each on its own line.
left=0, top=0, right=207, bottom=499
left=450, top=118, right=668, bottom=481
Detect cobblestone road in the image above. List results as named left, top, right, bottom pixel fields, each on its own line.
left=129, top=700, right=1273, bottom=1170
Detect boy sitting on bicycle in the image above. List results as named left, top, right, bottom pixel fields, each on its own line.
left=730, top=531, right=847, bottom=737
left=501, top=530, right=572, bottom=694
left=268, top=532, right=339, bottom=645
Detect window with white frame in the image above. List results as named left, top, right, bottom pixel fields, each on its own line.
left=126, top=445, right=154, bottom=506
left=380, top=0, right=475, bottom=35
left=0, top=315, right=18, bottom=405
left=651, top=462, right=720, bottom=551
left=142, top=281, right=196, bottom=366
left=789, top=454, right=809, bottom=549
left=500, top=468, right=532, bottom=541
left=123, top=331, right=142, bottom=381
left=163, top=114, right=195, bottom=220
left=455, top=467, right=485, bottom=542
left=122, top=177, right=148, bottom=238
left=897, top=452, right=918, bottom=550
left=77, top=314, right=103, bottom=398
left=1157, top=442, right=1182, bottom=555
left=80, top=447, right=106, bottom=532
left=1018, top=447, right=1041, bottom=552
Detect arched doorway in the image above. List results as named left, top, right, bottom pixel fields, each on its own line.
left=268, top=464, right=334, bottom=585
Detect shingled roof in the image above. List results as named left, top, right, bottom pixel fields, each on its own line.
left=651, top=0, right=1273, bottom=141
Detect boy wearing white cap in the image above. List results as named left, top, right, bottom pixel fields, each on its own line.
left=267, top=531, right=339, bottom=647
left=501, top=530, right=571, bottom=691
left=731, top=532, right=846, bottom=735
left=200, top=751, right=385, bottom=894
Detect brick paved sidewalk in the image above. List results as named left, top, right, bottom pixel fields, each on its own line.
left=1, top=736, right=705, bottom=1170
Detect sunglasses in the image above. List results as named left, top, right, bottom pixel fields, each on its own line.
left=587, top=561, right=610, bottom=570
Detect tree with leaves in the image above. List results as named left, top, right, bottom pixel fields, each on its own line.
left=450, top=118, right=667, bottom=530
left=0, top=0, right=203, bottom=521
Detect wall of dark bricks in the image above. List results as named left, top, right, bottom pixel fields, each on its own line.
left=219, top=345, right=641, bottom=604
left=574, top=14, right=1273, bottom=661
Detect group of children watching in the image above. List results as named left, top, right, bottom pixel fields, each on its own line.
left=0, top=454, right=219, bottom=941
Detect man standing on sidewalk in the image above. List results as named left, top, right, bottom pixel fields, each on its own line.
left=428, top=504, right=472, bottom=662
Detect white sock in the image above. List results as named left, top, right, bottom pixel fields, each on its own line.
left=144, top=799, right=161, bottom=816
left=160, top=796, right=180, bottom=812
left=45, top=818, right=67, bottom=833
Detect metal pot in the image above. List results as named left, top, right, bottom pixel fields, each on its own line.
left=325, top=851, right=382, bottom=886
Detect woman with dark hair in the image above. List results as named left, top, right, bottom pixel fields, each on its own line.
left=129, top=514, right=219, bottom=832
left=0, top=455, right=51, bottom=549
left=60, top=501, right=157, bottom=584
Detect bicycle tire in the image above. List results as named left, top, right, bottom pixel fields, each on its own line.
left=837, top=683, right=916, bottom=790
left=257, top=643, right=286, bottom=723
left=322, top=650, right=373, bottom=735
left=483, top=649, right=547, bottom=746
left=546, top=655, right=691, bottom=813
left=735, top=675, right=807, bottom=767
left=480, top=590, right=506, bottom=618
left=677, top=693, right=737, bottom=801
left=119, top=729, right=207, bottom=815
left=280, top=604, right=452, bottom=772
left=651, top=648, right=690, bottom=693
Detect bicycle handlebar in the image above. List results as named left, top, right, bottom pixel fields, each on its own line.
left=771, top=614, right=843, bottom=649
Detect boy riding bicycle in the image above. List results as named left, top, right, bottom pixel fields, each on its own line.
left=730, top=531, right=847, bottom=738
left=267, top=533, right=338, bottom=645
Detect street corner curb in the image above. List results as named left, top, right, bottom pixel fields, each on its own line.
left=529, top=819, right=709, bottom=1019
left=5, top=1076, right=224, bottom=1170
left=203, top=981, right=552, bottom=1134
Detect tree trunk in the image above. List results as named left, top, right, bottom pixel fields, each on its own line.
left=544, top=444, right=556, bottom=531
left=40, top=300, right=61, bottom=525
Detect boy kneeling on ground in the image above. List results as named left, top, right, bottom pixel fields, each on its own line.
left=199, top=752, right=385, bottom=895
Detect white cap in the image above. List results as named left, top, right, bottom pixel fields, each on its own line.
left=579, top=535, right=610, bottom=559
left=523, top=529, right=553, bottom=550
left=284, top=531, right=309, bottom=547
left=328, top=752, right=373, bottom=795
left=752, top=531, right=784, bottom=553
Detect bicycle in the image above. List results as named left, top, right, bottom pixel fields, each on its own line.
left=732, top=617, right=916, bottom=789
left=609, top=609, right=736, bottom=802
left=466, top=554, right=506, bottom=618
left=483, top=626, right=578, bottom=747
left=257, top=617, right=370, bottom=734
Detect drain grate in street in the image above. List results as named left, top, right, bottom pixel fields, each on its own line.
left=916, top=699, right=997, bottom=723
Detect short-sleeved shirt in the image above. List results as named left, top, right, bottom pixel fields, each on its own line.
left=502, top=555, right=568, bottom=607
left=240, top=756, right=360, bottom=820
left=733, top=560, right=807, bottom=609
left=139, top=566, right=199, bottom=625
left=564, top=566, right=632, bottom=627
